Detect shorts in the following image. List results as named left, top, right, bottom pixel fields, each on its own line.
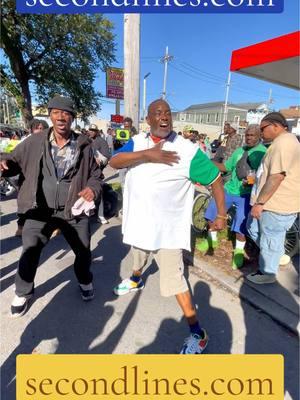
left=204, top=190, right=251, bottom=235
left=131, top=246, right=188, bottom=297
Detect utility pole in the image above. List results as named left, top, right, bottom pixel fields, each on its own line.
left=143, top=72, right=151, bottom=120
left=267, top=89, right=273, bottom=112
left=161, top=46, right=173, bottom=100
left=124, top=14, right=140, bottom=130
left=222, top=71, right=231, bottom=129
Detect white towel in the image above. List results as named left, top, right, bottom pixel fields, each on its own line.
left=72, top=197, right=95, bottom=217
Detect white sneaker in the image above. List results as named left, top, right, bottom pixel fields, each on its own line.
left=98, top=217, right=109, bottom=224
left=113, top=278, right=144, bottom=296
left=11, top=292, right=33, bottom=317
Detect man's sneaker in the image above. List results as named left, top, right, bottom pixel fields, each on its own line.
left=232, top=248, right=245, bottom=270
left=98, top=216, right=109, bottom=225
left=11, top=291, right=33, bottom=318
left=246, top=271, right=277, bottom=285
left=79, top=283, right=94, bottom=301
left=196, top=238, right=218, bottom=253
left=180, top=329, right=209, bottom=354
left=114, top=278, right=144, bottom=296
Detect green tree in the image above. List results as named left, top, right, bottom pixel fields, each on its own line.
left=1, top=0, right=116, bottom=126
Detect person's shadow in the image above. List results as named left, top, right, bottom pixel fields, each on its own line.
left=1, top=223, right=136, bottom=400
left=137, top=281, right=233, bottom=354
left=240, top=279, right=299, bottom=400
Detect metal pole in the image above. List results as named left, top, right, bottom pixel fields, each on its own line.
left=267, top=88, right=273, bottom=112
left=143, top=72, right=151, bottom=120
left=162, top=46, right=168, bottom=100
left=222, top=71, right=231, bottom=129
left=124, top=14, right=140, bottom=130
left=116, top=99, right=120, bottom=115
left=161, top=46, right=173, bottom=100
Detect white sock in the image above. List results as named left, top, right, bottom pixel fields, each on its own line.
left=209, top=231, right=217, bottom=241
left=235, top=240, right=246, bottom=250
left=80, top=283, right=93, bottom=290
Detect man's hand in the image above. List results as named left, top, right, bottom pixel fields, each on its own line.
left=251, top=204, right=264, bottom=219
left=0, top=160, right=9, bottom=172
left=78, top=187, right=95, bottom=202
left=145, top=141, right=180, bottom=166
left=211, top=216, right=226, bottom=231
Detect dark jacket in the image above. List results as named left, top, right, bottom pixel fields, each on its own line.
left=91, top=136, right=110, bottom=162
left=0, top=129, right=102, bottom=219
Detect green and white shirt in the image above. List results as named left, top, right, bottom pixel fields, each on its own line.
left=115, top=131, right=219, bottom=251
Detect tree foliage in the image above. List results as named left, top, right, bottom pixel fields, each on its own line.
left=1, top=0, right=116, bottom=125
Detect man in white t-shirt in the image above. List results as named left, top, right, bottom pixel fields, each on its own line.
left=109, top=99, right=226, bottom=354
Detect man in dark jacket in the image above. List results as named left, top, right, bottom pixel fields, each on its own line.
left=0, top=95, right=102, bottom=317
left=87, top=124, right=110, bottom=224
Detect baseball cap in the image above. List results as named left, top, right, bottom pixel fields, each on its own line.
left=88, top=124, right=99, bottom=131
left=48, top=95, right=76, bottom=117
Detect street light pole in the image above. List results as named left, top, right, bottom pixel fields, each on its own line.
left=143, top=72, right=151, bottom=120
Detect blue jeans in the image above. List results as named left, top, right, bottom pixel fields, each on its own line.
left=247, top=211, right=297, bottom=275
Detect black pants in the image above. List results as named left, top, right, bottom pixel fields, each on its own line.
left=15, top=209, right=92, bottom=297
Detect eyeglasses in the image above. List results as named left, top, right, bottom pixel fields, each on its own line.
left=260, top=124, right=272, bottom=133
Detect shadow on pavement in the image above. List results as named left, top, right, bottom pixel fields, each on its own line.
left=0, top=212, right=17, bottom=226
left=137, top=281, right=233, bottom=355
left=240, top=280, right=299, bottom=400
left=0, top=223, right=139, bottom=400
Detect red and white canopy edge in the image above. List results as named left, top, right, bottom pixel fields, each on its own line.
left=230, top=31, right=300, bottom=90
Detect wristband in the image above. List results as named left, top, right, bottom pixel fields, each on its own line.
left=255, top=202, right=265, bottom=206
left=216, top=214, right=228, bottom=220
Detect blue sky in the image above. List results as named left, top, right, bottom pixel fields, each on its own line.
left=97, top=2, right=300, bottom=120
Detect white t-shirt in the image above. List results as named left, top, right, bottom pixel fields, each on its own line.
left=115, top=132, right=219, bottom=251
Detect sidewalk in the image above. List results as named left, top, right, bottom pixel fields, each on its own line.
left=185, top=250, right=299, bottom=335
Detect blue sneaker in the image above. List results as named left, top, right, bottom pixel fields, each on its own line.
left=114, top=278, right=144, bottom=296
left=180, top=329, right=209, bottom=354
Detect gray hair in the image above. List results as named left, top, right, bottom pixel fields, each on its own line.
left=245, top=124, right=261, bottom=137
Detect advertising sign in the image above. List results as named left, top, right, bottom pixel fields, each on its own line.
left=106, top=67, right=124, bottom=100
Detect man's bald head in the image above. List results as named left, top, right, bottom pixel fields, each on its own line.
left=146, top=99, right=173, bottom=139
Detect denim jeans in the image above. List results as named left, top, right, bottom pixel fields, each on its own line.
left=247, top=211, right=297, bottom=275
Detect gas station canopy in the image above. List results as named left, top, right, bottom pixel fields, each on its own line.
left=230, top=31, right=300, bottom=90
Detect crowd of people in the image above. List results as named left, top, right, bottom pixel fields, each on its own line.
left=0, top=95, right=299, bottom=355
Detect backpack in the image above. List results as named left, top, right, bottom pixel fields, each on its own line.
left=236, top=150, right=252, bottom=180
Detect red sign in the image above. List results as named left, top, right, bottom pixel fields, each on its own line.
left=106, top=67, right=124, bottom=100
left=111, top=114, right=124, bottom=123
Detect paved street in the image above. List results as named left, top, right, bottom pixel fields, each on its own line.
left=0, top=172, right=299, bottom=400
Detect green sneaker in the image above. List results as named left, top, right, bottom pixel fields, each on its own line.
left=196, top=238, right=218, bottom=253
left=232, top=248, right=245, bottom=269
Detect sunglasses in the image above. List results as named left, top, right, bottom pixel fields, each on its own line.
left=260, top=124, right=272, bottom=133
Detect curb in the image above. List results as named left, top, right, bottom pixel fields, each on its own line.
left=184, top=252, right=299, bottom=335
